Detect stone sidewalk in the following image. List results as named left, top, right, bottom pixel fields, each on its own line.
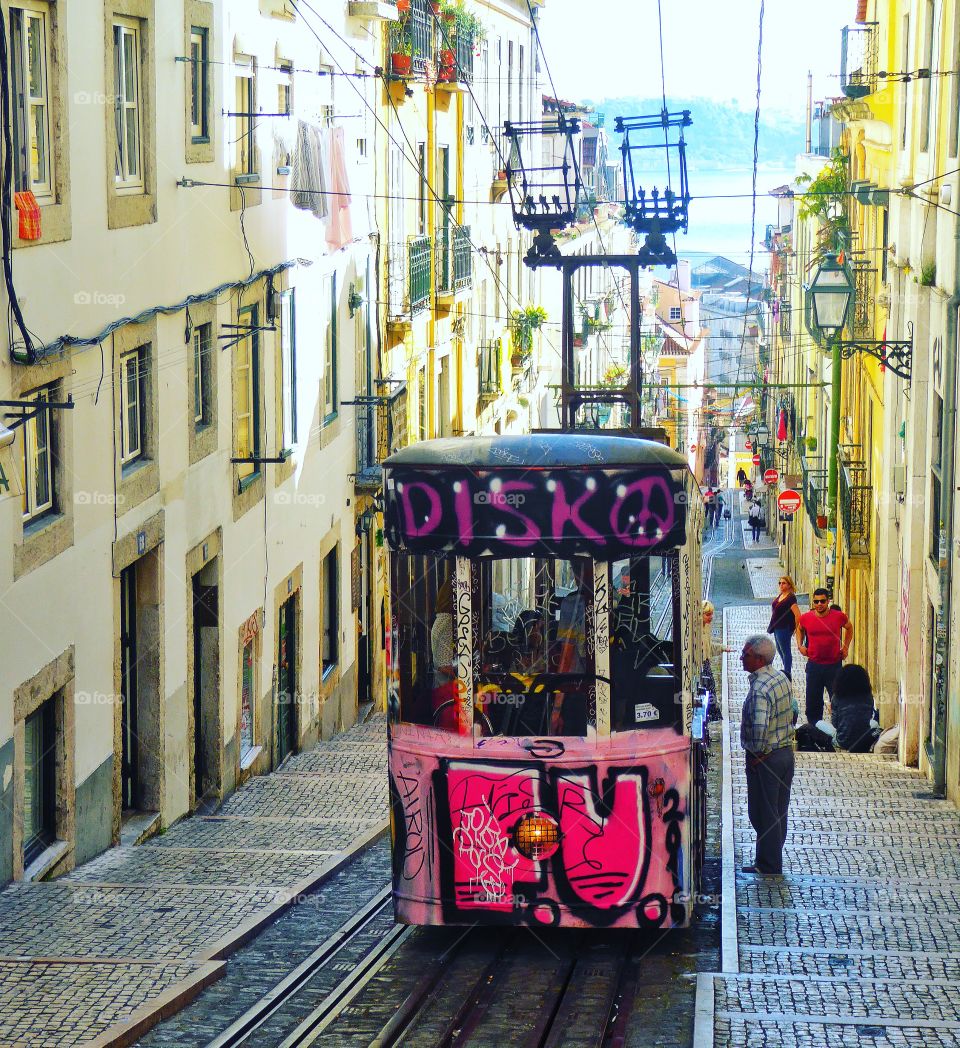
left=695, top=607, right=960, bottom=1047
left=0, top=716, right=388, bottom=1048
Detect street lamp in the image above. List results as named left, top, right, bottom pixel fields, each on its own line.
left=806, top=252, right=855, bottom=339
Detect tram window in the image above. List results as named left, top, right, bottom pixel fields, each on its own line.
left=476, top=557, right=595, bottom=738
left=390, top=553, right=456, bottom=729
left=610, top=555, right=681, bottom=732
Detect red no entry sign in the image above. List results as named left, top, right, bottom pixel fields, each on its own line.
left=778, top=489, right=802, bottom=514
left=745, top=441, right=753, bottom=451
left=764, top=468, right=779, bottom=485
left=752, top=454, right=761, bottom=465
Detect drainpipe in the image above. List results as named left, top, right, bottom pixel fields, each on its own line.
left=930, top=221, right=960, bottom=796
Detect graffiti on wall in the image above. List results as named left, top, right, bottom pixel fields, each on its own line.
left=389, top=732, right=690, bottom=929
left=384, top=468, right=686, bottom=558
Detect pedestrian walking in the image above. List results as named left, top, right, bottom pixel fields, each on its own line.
left=748, top=498, right=763, bottom=543
left=714, top=492, right=725, bottom=528
left=703, top=488, right=715, bottom=532
left=739, top=634, right=796, bottom=875
left=767, top=574, right=801, bottom=680
left=737, top=467, right=748, bottom=487
left=744, top=479, right=753, bottom=501
left=796, top=588, right=853, bottom=725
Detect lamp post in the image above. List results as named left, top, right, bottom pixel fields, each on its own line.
left=805, top=252, right=855, bottom=523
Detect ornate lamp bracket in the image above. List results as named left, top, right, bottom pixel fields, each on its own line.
left=836, top=321, right=914, bottom=382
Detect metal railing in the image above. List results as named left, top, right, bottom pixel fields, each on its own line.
left=801, top=452, right=829, bottom=530
left=478, top=339, right=500, bottom=399
left=436, top=224, right=453, bottom=295
left=853, top=262, right=873, bottom=337
left=409, top=235, right=432, bottom=313
left=351, top=382, right=408, bottom=490
left=839, top=446, right=871, bottom=557
left=840, top=23, right=877, bottom=99
left=389, top=0, right=433, bottom=75
left=454, top=25, right=474, bottom=82
left=453, top=225, right=472, bottom=289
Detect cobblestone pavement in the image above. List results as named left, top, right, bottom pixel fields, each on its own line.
left=744, top=559, right=782, bottom=599
left=0, top=715, right=388, bottom=1047
left=695, top=606, right=960, bottom=1048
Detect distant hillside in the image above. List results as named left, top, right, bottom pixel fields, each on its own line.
left=582, top=96, right=806, bottom=171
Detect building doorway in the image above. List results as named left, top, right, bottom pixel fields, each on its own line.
left=192, top=566, right=219, bottom=805
left=119, top=565, right=139, bottom=811
left=277, top=593, right=297, bottom=763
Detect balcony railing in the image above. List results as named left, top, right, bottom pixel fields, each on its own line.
left=409, top=235, right=432, bottom=313
left=351, top=382, right=408, bottom=491
left=839, top=446, right=871, bottom=558
left=453, top=225, right=472, bottom=289
left=388, top=0, right=434, bottom=75
left=436, top=224, right=453, bottom=295
left=478, top=339, right=501, bottom=399
left=853, top=262, right=873, bottom=337
left=801, top=452, right=829, bottom=531
left=840, top=24, right=877, bottom=99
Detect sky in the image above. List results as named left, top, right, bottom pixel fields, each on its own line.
left=538, top=0, right=855, bottom=117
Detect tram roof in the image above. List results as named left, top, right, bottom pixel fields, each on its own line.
left=384, top=434, right=688, bottom=470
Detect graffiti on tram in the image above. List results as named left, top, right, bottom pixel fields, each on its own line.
left=390, top=738, right=689, bottom=929
left=384, top=467, right=687, bottom=559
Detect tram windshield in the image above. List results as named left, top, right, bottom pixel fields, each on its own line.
left=390, top=551, right=680, bottom=737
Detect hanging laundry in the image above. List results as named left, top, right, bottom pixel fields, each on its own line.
left=777, top=407, right=788, bottom=441
left=291, top=121, right=328, bottom=220
left=325, top=126, right=353, bottom=251
left=14, top=191, right=41, bottom=240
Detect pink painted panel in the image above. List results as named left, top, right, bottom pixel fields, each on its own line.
left=388, top=724, right=693, bottom=929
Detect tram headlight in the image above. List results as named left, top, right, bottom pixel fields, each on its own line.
left=512, top=812, right=561, bottom=860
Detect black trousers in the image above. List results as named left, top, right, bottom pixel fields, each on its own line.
left=805, top=660, right=841, bottom=724
left=745, top=746, right=795, bottom=874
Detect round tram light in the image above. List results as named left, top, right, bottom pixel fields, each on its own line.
left=513, top=812, right=561, bottom=860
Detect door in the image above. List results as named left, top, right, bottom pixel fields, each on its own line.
left=192, top=577, right=218, bottom=802
left=119, top=565, right=139, bottom=810
left=277, top=595, right=297, bottom=763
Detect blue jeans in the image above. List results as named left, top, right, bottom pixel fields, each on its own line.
left=805, top=660, right=841, bottom=724
left=773, top=627, right=793, bottom=680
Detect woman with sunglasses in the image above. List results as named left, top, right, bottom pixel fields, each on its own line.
left=767, top=575, right=801, bottom=680
left=796, top=588, right=853, bottom=725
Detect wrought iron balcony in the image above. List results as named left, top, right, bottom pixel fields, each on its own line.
left=839, top=446, right=871, bottom=558
left=409, top=235, right=432, bottom=313
left=388, top=0, right=434, bottom=76
left=840, top=23, right=877, bottom=99
left=800, top=452, right=829, bottom=532
left=478, top=339, right=501, bottom=400
left=350, top=381, right=408, bottom=492
left=453, top=225, right=472, bottom=289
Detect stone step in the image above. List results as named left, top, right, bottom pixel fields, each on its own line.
left=738, top=908, right=960, bottom=952
left=737, top=946, right=960, bottom=981
left=736, top=878, right=960, bottom=915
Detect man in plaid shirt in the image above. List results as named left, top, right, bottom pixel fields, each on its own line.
left=739, top=634, right=796, bottom=875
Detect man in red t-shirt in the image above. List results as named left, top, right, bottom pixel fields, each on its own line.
left=796, top=588, right=853, bottom=725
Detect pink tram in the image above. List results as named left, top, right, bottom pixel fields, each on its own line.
left=383, top=433, right=708, bottom=930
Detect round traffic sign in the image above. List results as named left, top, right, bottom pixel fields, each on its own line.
left=745, top=441, right=753, bottom=451
left=689, top=444, right=698, bottom=452
left=777, top=489, right=802, bottom=514
left=752, top=454, right=761, bottom=465
left=764, top=468, right=779, bottom=485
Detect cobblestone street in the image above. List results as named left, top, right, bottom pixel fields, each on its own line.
left=0, top=717, right=387, bottom=1048
left=696, top=605, right=960, bottom=1047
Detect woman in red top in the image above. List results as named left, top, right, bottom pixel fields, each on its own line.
left=767, top=575, right=801, bottom=680
left=796, top=588, right=853, bottom=725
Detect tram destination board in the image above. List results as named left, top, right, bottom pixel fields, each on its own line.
left=384, top=466, right=687, bottom=557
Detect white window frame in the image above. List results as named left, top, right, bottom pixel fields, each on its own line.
left=193, top=324, right=208, bottom=426
left=279, top=289, right=297, bottom=449
left=323, top=276, right=337, bottom=421
left=113, top=17, right=144, bottom=192
left=120, top=348, right=144, bottom=465
left=669, top=306, right=682, bottom=322
left=235, top=304, right=260, bottom=482
left=10, top=2, right=54, bottom=200
left=189, top=26, right=209, bottom=143
left=21, top=386, right=53, bottom=523
left=234, top=55, right=257, bottom=178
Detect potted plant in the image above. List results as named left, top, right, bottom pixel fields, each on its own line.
left=391, top=38, right=414, bottom=76
left=806, top=435, right=818, bottom=452
left=396, top=0, right=410, bottom=11
left=509, top=305, right=547, bottom=366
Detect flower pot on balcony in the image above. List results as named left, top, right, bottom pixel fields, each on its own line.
left=816, top=514, right=828, bottom=529
left=391, top=52, right=413, bottom=76
left=430, top=1, right=441, bottom=13
left=396, top=0, right=410, bottom=10
left=439, top=48, right=455, bottom=66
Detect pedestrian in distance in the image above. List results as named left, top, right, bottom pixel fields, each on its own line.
left=796, top=588, right=853, bottom=725
left=767, top=574, right=801, bottom=680
left=743, top=479, right=754, bottom=501
left=739, top=634, right=796, bottom=875
left=737, top=467, right=748, bottom=487
left=748, top=498, right=763, bottom=543
left=714, top=492, right=725, bottom=528
left=703, top=488, right=715, bottom=532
